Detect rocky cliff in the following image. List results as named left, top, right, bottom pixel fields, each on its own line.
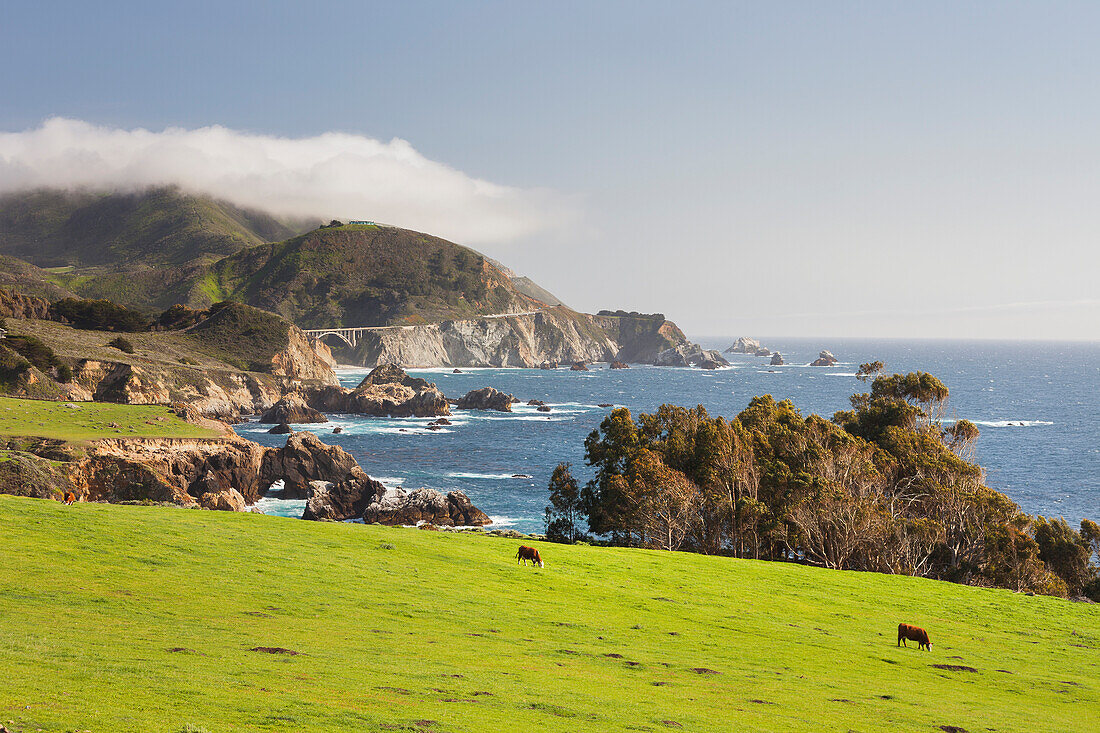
left=590, top=313, right=691, bottom=364
left=0, top=426, right=493, bottom=527
left=0, top=426, right=490, bottom=524
left=4, top=308, right=340, bottom=421
left=341, top=307, right=616, bottom=368
left=333, top=307, right=717, bottom=369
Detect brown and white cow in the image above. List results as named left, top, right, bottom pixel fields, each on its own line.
left=897, top=623, right=931, bottom=650
left=516, top=545, right=543, bottom=568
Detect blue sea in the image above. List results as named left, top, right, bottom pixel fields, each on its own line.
left=241, top=339, right=1100, bottom=533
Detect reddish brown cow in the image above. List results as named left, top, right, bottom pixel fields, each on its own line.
left=516, top=545, right=543, bottom=568
left=62, top=491, right=76, bottom=506
left=897, top=623, right=931, bottom=650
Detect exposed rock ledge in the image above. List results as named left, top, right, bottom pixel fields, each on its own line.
left=1, top=428, right=490, bottom=524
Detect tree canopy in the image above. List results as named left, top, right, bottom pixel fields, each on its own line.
left=550, top=368, right=1099, bottom=599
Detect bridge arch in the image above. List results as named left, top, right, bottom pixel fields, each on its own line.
left=310, top=330, right=356, bottom=348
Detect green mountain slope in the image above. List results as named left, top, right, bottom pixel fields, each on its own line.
left=0, top=187, right=308, bottom=268
left=1, top=497, right=1095, bottom=732
left=202, top=223, right=545, bottom=327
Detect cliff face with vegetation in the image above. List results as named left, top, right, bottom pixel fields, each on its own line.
left=1, top=304, right=338, bottom=420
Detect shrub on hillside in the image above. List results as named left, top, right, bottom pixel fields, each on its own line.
left=4, top=334, right=59, bottom=371
left=154, top=304, right=208, bottom=331
left=107, top=337, right=135, bottom=354
left=50, top=298, right=151, bottom=332
left=0, top=344, right=30, bottom=388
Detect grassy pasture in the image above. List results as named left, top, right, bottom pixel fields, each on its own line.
left=0, top=497, right=1096, bottom=732
left=0, top=397, right=220, bottom=442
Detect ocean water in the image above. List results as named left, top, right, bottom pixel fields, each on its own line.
left=238, top=338, right=1100, bottom=534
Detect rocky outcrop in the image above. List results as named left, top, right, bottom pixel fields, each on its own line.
left=654, top=345, right=730, bottom=368
left=0, top=288, right=54, bottom=319
left=770, top=353, right=785, bottom=366
left=456, top=387, right=514, bottom=412
left=259, top=394, right=327, bottom=424
left=0, top=450, right=74, bottom=500
left=302, top=470, right=385, bottom=521
left=260, top=431, right=360, bottom=498
left=592, top=312, right=690, bottom=364
left=75, top=436, right=269, bottom=506
left=609, top=361, right=629, bottom=369
left=362, top=487, right=491, bottom=527
left=810, top=350, right=838, bottom=367
left=45, top=429, right=369, bottom=511
left=199, top=488, right=248, bottom=511
left=570, top=362, right=589, bottom=371
left=270, top=327, right=339, bottom=384
left=725, top=337, right=767, bottom=354
left=305, top=364, right=449, bottom=417
left=72, top=359, right=286, bottom=420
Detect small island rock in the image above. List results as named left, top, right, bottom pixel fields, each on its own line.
left=456, top=386, right=514, bottom=412
left=258, top=394, right=327, bottom=424
left=725, top=337, right=764, bottom=354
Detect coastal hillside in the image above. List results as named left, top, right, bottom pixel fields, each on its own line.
left=0, top=302, right=337, bottom=418
left=1, top=497, right=1095, bottom=732
left=0, top=187, right=307, bottom=268
left=200, top=223, right=544, bottom=327
left=0, top=189, right=715, bottom=366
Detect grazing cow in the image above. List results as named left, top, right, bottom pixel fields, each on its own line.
left=897, top=623, right=931, bottom=650
left=63, top=491, right=76, bottom=506
left=516, top=545, right=543, bottom=568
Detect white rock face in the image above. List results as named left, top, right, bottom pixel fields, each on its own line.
left=725, top=337, right=762, bottom=354
left=351, top=311, right=617, bottom=368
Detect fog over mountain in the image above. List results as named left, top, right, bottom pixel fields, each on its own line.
left=0, top=117, right=568, bottom=247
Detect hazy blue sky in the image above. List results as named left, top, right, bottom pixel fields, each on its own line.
left=2, top=1, right=1097, bottom=340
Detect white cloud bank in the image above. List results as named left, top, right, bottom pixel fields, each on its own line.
left=0, top=117, right=563, bottom=245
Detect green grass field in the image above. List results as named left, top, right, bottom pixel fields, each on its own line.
left=0, top=397, right=221, bottom=442
left=1, top=497, right=1096, bottom=733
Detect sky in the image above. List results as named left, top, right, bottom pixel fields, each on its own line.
left=1, top=1, right=1098, bottom=340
